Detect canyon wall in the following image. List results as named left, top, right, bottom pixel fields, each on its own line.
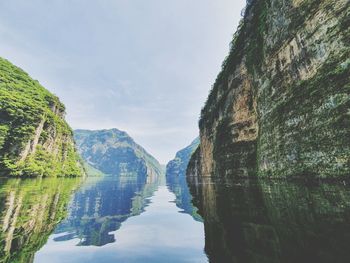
left=190, top=0, right=350, bottom=179
left=0, top=57, right=83, bottom=177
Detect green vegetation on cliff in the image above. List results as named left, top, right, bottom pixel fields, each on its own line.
left=0, top=57, right=83, bottom=177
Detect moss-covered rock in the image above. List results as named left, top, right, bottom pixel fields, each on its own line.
left=0, top=57, right=83, bottom=177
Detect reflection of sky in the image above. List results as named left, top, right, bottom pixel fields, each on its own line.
left=34, top=186, right=208, bottom=263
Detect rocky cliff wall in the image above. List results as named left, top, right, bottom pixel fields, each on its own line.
left=191, top=0, right=350, bottom=179
left=0, top=58, right=83, bottom=177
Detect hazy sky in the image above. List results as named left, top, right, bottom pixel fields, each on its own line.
left=0, top=0, right=246, bottom=164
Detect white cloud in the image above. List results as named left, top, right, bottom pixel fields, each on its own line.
left=0, top=0, right=246, bottom=163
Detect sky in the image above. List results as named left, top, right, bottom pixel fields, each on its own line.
left=0, top=0, right=246, bottom=164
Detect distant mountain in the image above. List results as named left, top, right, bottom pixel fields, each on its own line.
left=166, top=137, right=199, bottom=177
left=166, top=137, right=201, bottom=221
left=74, top=129, right=163, bottom=178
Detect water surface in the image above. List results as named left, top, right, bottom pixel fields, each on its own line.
left=33, top=175, right=207, bottom=263
left=2, top=173, right=350, bottom=263
left=188, top=176, right=350, bottom=263
left=0, top=177, right=81, bottom=262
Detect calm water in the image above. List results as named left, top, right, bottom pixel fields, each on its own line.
left=2, top=174, right=350, bottom=263
left=188, top=176, right=350, bottom=263
left=33, top=175, right=207, bottom=263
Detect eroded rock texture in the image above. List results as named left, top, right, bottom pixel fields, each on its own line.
left=191, top=0, right=350, bottom=179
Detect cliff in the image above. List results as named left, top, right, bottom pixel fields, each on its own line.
left=74, top=129, right=163, bottom=179
left=0, top=57, right=83, bottom=177
left=189, top=0, right=350, bottom=179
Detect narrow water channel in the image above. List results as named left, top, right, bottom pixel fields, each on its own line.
left=2, top=171, right=350, bottom=262
left=33, top=175, right=208, bottom=263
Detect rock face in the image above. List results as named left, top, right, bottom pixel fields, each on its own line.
left=0, top=57, right=83, bottom=177
left=74, top=129, right=163, bottom=179
left=190, top=0, right=350, bottom=179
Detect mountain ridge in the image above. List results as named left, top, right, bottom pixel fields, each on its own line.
left=74, top=128, right=163, bottom=179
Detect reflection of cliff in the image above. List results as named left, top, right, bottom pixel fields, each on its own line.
left=54, top=174, right=161, bottom=247
left=0, top=177, right=81, bottom=263
left=166, top=174, right=202, bottom=222
left=166, top=138, right=202, bottom=221
left=188, top=176, right=350, bottom=263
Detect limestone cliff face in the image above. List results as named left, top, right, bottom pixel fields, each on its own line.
left=0, top=57, right=83, bottom=177
left=190, top=0, right=350, bottom=179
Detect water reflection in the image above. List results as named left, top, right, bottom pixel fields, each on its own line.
left=0, top=177, right=81, bottom=263
left=188, top=176, right=350, bottom=263
left=166, top=167, right=202, bottom=222
left=34, top=175, right=207, bottom=263
left=53, top=175, right=160, bottom=246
